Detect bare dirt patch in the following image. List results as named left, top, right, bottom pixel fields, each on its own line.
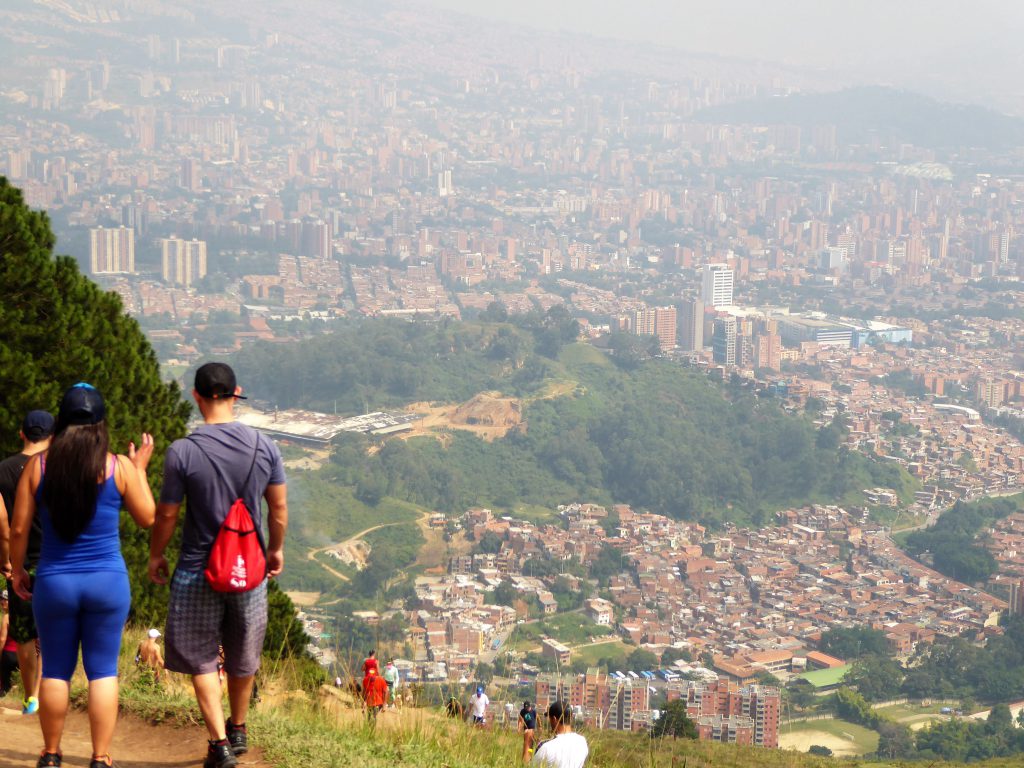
left=778, top=730, right=863, bottom=757
left=284, top=590, right=322, bottom=607
left=401, top=392, right=523, bottom=443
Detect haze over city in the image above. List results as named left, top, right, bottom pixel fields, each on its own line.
left=3, top=0, right=1024, bottom=762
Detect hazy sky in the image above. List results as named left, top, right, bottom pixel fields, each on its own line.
left=423, top=0, right=1024, bottom=113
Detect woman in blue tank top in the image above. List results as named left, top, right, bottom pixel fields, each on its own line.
left=9, top=383, right=156, bottom=768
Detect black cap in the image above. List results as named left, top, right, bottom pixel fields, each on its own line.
left=58, top=383, right=105, bottom=426
left=547, top=701, right=570, bottom=723
left=194, top=362, right=247, bottom=400
left=22, top=410, right=55, bottom=442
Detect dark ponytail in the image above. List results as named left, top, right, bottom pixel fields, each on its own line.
left=41, top=422, right=109, bottom=541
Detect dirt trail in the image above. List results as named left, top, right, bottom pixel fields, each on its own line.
left=306, top=521, right=407, bottom=583
left=1, top=707, right=272, bottom=768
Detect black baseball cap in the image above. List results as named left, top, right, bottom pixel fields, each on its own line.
left=194, top=362, right=247, bottom=400
left=58, top=383, right=106, bottom=426
left=22, top=410, right=55, bottom=442
left=547, top=701, right=570, bottom=723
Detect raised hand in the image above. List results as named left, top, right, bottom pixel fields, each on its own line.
left=129, top=432, right=155, bottom=470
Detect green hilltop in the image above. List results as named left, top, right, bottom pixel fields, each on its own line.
left=231, top=317, right=917, bottom=532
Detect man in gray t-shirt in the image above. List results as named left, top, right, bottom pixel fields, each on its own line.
left=149, top=362, right=287, bottom=768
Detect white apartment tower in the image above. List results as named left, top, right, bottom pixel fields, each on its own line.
left=161, top=237, right=208, bottom=287
left=701, top=263, right=734, bottom=308
left=89, top=226, right=135, bottom=275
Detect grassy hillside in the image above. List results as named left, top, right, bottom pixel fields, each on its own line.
left=16, top=628, right=1023, bottom=768
left=251, top=691, right=1024, bottom=768
left=311, top=332, right=916, bottom=529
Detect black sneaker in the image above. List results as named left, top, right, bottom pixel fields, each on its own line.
left=89, top=757, right=114, bottom=768
left=203, top=741, right=239, bottom=768
left=36, top=753, right=62, bottom=768
left=226, top=719, right=248, bottom=755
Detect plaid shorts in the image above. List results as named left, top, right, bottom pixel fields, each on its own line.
left=164, top=569, right=267, bottom=677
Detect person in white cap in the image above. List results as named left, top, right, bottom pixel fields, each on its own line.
left=136, top=628, right=165, bottom=683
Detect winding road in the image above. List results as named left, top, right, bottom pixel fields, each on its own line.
left=307, top=521, right=407, bottom=582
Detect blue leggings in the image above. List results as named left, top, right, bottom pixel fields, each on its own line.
left=32, top=570, right=130, bottom=681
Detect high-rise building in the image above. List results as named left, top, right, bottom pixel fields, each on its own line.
left=677, top=681, right=780, bottom=748
left=438, top=169, right=454, bottom=197
left=1010, top=580, right=1024, bottom=616
left=678, top=298, right=704, bottom=352
left=89, top=226, right=135, bottom=275
left=695, top=714, right=754, bottom=745
left=754, top=333, right=781, bottom=372
left=301, top=219, right=331, bottom=259
left=179, top=158, right=201, bottom=192
left=712, top=316, right=737, bottom=366
left=634, top=306, right=677, bottom=351
left=535, top=670, right=650, bottom=731
left=160, top=237, right=208, bottom=287
left=701, top=263, right=734, bottom=308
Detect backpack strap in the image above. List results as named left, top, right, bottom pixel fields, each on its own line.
left=186, top=431, right=266, bottom=553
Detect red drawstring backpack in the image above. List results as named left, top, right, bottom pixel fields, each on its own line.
left=188, top=436, right=266, bottom=592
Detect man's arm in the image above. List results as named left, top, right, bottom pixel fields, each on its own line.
left=148, top=502, right=181, bottom=584
left=264, top=483, right=287, bottom=577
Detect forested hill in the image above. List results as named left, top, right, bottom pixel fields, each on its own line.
left=231, top=317, right=915, bottom=527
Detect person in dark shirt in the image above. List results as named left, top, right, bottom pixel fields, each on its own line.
left=445, top=696, right=464, bottom=720
left=149, top=363, right=287, bottom=768
left=519, top=700, right=537, bottom=762
left=0, top=410, right=54, bottom=714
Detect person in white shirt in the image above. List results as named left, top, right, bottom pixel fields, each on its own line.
left=470, top=685, right=490, bottom=726
left=532, top=701, right=588, bottom=768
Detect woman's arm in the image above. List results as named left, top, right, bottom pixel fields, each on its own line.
left=10, top=455, right=40, bottom=599
left=118, top=432, right=155, bottom=528
left=117, top=434, right=154, bottom=528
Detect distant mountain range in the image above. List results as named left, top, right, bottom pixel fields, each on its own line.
left=695, top=86, right=1024, bottom=151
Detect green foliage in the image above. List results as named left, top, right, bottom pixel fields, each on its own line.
left=904, top=494, right=1024, bottom=584
left=876, top=722, right=915, bottom=759
left=263, top=580, right=312, bottom=660
left=629, top=648, right=660, bottom=670
left=787, top=679, right=817, bottom=710
left=831, top=687, right=884, bottom=729
left=0, top=178, right=191, bottom=624
left=843, top=654, right=904, bottom=701
left=915, top=708, right=1024, bottom=762
left=807, top=745, right=833, bottom=757
left=651, top=699, right=697, bottom=740
left=660, top=646, right=691, bottom=666
left=819, top=626, right=890, bottom=660
left=901, top=617, right=1024, bottom=705
left=282, top=332, right=917, bottom=527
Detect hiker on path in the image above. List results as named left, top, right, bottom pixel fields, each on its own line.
left=363, top=667, right=389, bottom=729
left=10, top=384, right=155, bottom=768
left=362, top=649, right=379, bottom=678
left=382, top=659, right=399, bottom=709
left=519, top=699, right=537, bottom=762
left=0, top=410, right=54, bottom=715
left=470, top=685, right=490, bottom=727
left=149, top=362, right=288, bottom=768
left=532, top=701, right=589, bottom=768
left=135, top=629, right=165, bottom=684
left=445, top=696, right=464, bottom=720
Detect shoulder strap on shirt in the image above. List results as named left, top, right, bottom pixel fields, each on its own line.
left=186, top=430, right=265, bottom=552
left=186, top=431, right=260, bottom=502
